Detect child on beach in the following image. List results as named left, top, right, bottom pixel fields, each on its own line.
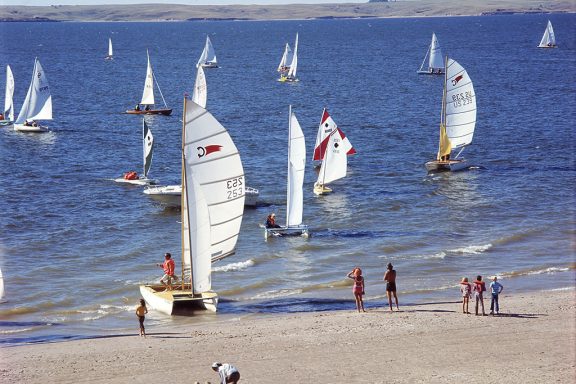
left=460, top=277, right=472, bottom=314
left=347, top=267, right=366, bottom=313
left=473, top=275, right=486, bottom=316
left=489, top=276, right=504, bottom=315
left=136, top=299, right=148, bottom=337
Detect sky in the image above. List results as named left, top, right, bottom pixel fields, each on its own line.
left=2, top=0, right=366, bottom=5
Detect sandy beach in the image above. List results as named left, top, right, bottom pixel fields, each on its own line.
left=2, top=288, right=574, bottom=383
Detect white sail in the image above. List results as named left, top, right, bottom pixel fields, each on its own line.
left=313, top=109, right=356, bottom=161
left=192, top=66, right=207, bottom=109
left=429, top=33, right=444, bottom=71
left=197, top=36, right=218, bottom=68
left=140, top=50, right=155, bottom=105
left=286, top=33, right=299, bottom=79
left=108, top=38, right=113, bottom=57
left=444, top=58, right=476, bottom=149
left=277, top=43, right=293, bottom=72
left=4, top=65, right=14, bottom=121
left=0, top=267, right=4, bottom=301
left=538, top=20, right=556, bottom=47
left=15, top=58, right=52, bottom=125
left=182, top=99, right=245, bottom=272
left=317, top=129, right=347, bottom=186
left=143, top=119, right=154, bottom=178
left=287, top=105, right=306, bottom=227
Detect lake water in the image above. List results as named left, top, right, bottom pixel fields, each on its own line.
left=0, top=14, right=574, bottom=346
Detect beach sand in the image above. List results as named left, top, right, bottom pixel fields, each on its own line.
left=2, top=289, right=574, bottom=383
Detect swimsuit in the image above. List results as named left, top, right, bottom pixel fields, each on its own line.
left=386, top=282, right=397, bottom=292
left=353, top=277, right=363, bottom=295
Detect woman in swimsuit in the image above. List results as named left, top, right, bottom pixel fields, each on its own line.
left=383, top=263, right=399, bottom=311
left=347, top=267, right=366, bottom=313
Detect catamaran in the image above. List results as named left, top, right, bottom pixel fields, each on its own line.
left=115, top=119, right=157, bottom=186
left=277, top=43, right=293, bottom=74
left=126, top=50, right=172, bottom=116
left=263, top=105, right=308, bottom=239
left=105, top=38, right=113, bottom=60
left=425, top=57, right=477, bottom=173
left=192, top=66, right=207, bottom=109
left=197, top=36, right=218, bottom=69
left=279, top=34, right=299, bottom=82
left=538, top=20, right=557, bottom=48
left=140, top=97, right=245, bottom=315
left=417, top=33, right=445, bottom=75
left=0, top=65, right=14, bottom=127
left=313, top=110, right=355, bottom=195
left=14, top=58, right=52, bottom=133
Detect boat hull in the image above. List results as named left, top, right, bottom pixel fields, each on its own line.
left=139, top=284, right=218, bottom=315
left=126, top=109, right=172, bottom=116
left=200, top=63, right=218, bottom=68
left=313, top=183, right=332, bottom=196
left=0, top=120, right=13, bottom=127
left=144, top=185, right=259, bottom=208
left=114, top=177, right=157, bottom=186
left=278, top=77, right=299, bottom=83
left=264, top=224, right=309, bottom=240
left=417, top=69, right=444, bottom=75
left=425, top=159, right=469, bottom=173
left=14, top=123, right=49, bottom=133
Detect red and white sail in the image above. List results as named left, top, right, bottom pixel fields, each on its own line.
left=313, top=108, right=356, bottom=161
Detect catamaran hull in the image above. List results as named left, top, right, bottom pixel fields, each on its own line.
left=139, top=284, right=218, bottom=315
left=264, top=225, right=309, bottom=240
left=114, top=177, right=157, bottom=186
left=14, top=123, right=49, bottom=133
left=126, top=109, right=172, bottom=116
left=425, top=159, right=469, bottom=173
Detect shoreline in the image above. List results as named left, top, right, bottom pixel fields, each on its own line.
left=2, top=288, right=574, bottom=383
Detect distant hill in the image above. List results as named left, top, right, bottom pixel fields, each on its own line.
left=0, top=0, right=573, bottom=22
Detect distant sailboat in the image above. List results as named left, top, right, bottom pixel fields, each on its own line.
left=115, top=119, right=157, bottom=186
left=263, top=105, right=308, bottom=239
left=277, top=43, right=293, bottom=74
left=417, top=33, right=445, bottom=75
left=197, top=36, right=218, bottom=69
left=126, top=50, right=172, bottom=116
left=279, top=34, right=299, bottom=82
left=425, top=57, right=477, bottom=172
left=0, top=267, right=5, bottom=302
left=105, top=38, right=113, bottom=60
left=14, top=58, right=52, bottom=133
left=538, top=20, right=557, bottom=48
left=0, top=65, right=14, bottom=126
left=192, top=66, right=207, bottom=109
left=140, top=97, right=245, bottom=315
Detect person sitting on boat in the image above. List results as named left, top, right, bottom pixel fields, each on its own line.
left=124, top=171, right=139, bottom=180
left=0, top=113, right=4, bottom=120
left=157, top=252, right=178, bottom=291
left=135, top=104, right=141, bottom=111
left=144, top=105, right=150, bottom=111
left=265, top=213, right=281, bottom=229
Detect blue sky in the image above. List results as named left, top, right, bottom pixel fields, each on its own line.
left=3, top=0, right=365, bottom=5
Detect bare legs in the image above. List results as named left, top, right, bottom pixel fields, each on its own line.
left=354, top=293, right=365, bottom=313
left=386, top=291, right=399, bottom=311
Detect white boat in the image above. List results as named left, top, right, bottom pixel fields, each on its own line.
left=279, top=34, right=298, bottom=82
left=417, top=33, right=445, bottom=75
left=313, top=110, right=355, bottom=195
left=114, top=119, right=158, bottom=186
left=277, top=43, right=293, bottom=74
left=105, top=38, right=113, bottom=60
left=126, top=50, right=172, bottom=116
left=0, top=65, right=14, bottom=127
left=425, top=57, right=477, bottom=173
left=144, top=184, right=259, bottom=208
left=538, top=20, right=557, bottom=48
left=140, top=97, right=245, bottom=315
left=192, top=66, right=207, bottom=109
left=197, top=36, right=218, bottom=69
left=264, top=105, right=308, bottom=239
left=13, top=58, right=52, bottom=133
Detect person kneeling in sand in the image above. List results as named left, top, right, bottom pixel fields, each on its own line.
left=212, top=362, right=240, bottom=384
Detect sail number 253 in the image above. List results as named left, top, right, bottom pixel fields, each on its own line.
left=452, top=91, right=474, bottom=108
left=226, top=177, right=244, bottom=200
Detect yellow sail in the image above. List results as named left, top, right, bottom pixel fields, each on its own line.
left=437, top=123, right=452, bottom=161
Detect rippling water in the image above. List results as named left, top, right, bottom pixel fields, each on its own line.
left=0, top=14, right=575, bottom=346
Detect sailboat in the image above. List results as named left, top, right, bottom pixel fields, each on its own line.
left=538, top=20, right=557, bottom=48
left=313, top=110, right=355, bottom=195
left=425, top=57, right=477, bottom=173
left=279, top=34, right=299, bottom=82
left=126, top=50, right=172, bottom=116
left=105, top=38, right=113, bottom=60
left=192, top=66, right=207, bottom=109
left=115, top=119, right=157, bottom=186
left=263, top=105, right=308, bottom=239
left=13, top=58, right=52, bottom=133
left=0, top=65, right=14, bottom=126
left=277, top=43, right=293, bottom=74
left=197, top=36, right=218, bottom=69
left=140, top=97, right=245, bottom=315
left=417, top=33, right=445, bottom=75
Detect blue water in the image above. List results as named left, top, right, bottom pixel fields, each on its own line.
left=0, top=14, right=575, bottom=346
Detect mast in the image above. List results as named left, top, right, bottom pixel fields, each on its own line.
left=437, top=55, right=450, bottom=161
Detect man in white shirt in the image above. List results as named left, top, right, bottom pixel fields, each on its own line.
left=211, top=362, right=240, bottom=384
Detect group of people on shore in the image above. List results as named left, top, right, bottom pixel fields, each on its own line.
left=346, top=262, right=399, bottom=313
left=460, top=275, right=504, bottom=315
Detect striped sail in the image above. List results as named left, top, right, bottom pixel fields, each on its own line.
left=287, top=106, right=306, bottom=227
left=142, top=119, right=154, bottom=178
left=313, top=108, right=356, bottom=161
left=15, top=58, right=52, bottom=124
left=140, top=50, right=154, bottom=105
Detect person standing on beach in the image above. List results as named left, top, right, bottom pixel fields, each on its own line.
left=135, top=299, right=148, bottom=337
left=347, top=267, right=366, bottom=313
left=383, top=263, right=399, bottom=311
left=473, top=275, right=486, bottom=316
left=212, top=362, right=240, bottom=384
left=489, top=276, right=504, bottom=315
left=460, top=277, right=472, bottom=314
left=157, top=252, right=177, bottom=291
